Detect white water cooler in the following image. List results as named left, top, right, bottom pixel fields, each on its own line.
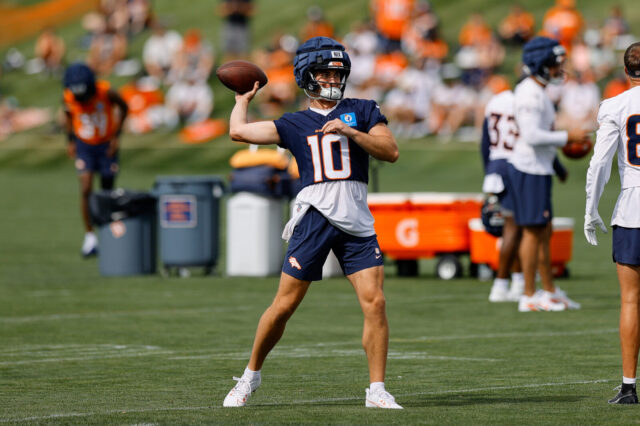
left=226, top=192, right=285, bottom=276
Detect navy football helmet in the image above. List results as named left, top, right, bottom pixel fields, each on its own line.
left=63, top=63, right=96, bottom=103
left=293, top=37, right=351, bottom=100
left=522, top=37, right=566, bottom=85
left=481, top=195, right=504, bottom=237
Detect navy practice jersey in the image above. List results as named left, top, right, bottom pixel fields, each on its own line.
left=274, top=98, right=388, bottom=189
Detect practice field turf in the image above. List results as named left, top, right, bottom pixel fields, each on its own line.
left=0, top=136, right=635, bottom=424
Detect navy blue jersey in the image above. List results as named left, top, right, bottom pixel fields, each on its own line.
left=274, top=98, right=387, bottom=189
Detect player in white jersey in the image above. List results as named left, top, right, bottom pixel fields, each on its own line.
left=481, top=90, right=525, bottom=302
left=585, top=42, right=640, bottom=404
left=506, top=37, right=587, bottom=312
left=483, top=88, right=568, bottom=303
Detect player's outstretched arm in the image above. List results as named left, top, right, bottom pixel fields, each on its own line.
left=229, top=81, right=280, bottom=145
left=320, top=120, right=399, bottom=163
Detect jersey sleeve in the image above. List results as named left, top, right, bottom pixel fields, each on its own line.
left=362, top=99, right=388, bottom=132
left=273, top=113, right=295, bottom=151
left=585, top=101, right=619, bottom=220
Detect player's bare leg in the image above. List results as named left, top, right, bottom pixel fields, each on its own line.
left=518, top=225, right=564, bottom=312
left=78, top=172, right=97, bottom=257
left=497, top=216, right=521, bottom=280
left=224, top=272, right=310, bottom=407
left=79, top=172, right=93, bottom=233
left=519, top=226, right=542, bottom=297
left=347, top=265, right=402, bottom=408
left=247, top=272, right=311, bottom=371
left=617, top=263, right=640, bottom=380
left=537, top=222, right=555, bottom=293
left=347, top=265, right=388, bottom=382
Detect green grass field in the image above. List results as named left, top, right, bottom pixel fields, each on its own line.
left=2, top=0, right=640, bottom=423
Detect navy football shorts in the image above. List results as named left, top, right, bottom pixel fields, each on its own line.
left=612, top=226, right=640, bottom=266
left=506, top=164, right=552, bottom=226
left=282, top=207, right=384, bottom=282
left=486, top=158, right=514, bottom=213
left=75, top=139, right=119, bottom=176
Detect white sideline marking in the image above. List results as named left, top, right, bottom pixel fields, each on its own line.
left=0, top=379, right=612, bottom=423
left=0, top=306, right=253, bottom=324
left=392, top=328, right=618, bottom=343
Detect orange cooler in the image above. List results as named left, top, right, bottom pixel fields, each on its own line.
left=468, top=217, right=574, bottom=277
left=368, top=192, right=483, bottom=260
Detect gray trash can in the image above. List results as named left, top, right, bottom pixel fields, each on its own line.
left=89, top=189, right=157, bottom=276
left=153, top=175, right=225, bottom=275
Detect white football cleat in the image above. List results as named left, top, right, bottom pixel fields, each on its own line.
left=507, top=280, right=524, bottom=301
left=550, top=287, right=581, bottom=310
left=223, top=376, right=261, bottom=407
left=81, top=232, right=98, bottom=257
left=365, top=388, right=403, bottom=409
left=518, top=291, right=566, bottom=312
left=488, top=286, right=512, bottom=302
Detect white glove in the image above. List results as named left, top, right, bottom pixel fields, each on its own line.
left=584, top=214, right=607, bottom=246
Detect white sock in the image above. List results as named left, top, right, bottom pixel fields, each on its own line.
left=511, top=272, right=524, bottom=285
left=492, top=278, right=509, bottom=292
left=623, top=376, right=636, bottom=385
left=243, top=366, right=261, bottom=382
left=369, top=382, right=385, bottom=393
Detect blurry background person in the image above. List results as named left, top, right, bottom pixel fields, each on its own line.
left=87, top=21, right=128, bottom=76
left=165, top=76, right=214, bottom=127
left=142, top=21, right=183, bottom=85
left=167, top=29, right=214, bottom=84
left=218, top=0, right=254, bottom=61
left=62, top=63, right=128, bottom=257
left=498, top=4, right=535, bottom=45
left=371, top=0, right=416, bottom=53
left=300, top=6, right=334, bottom=42
left=34, top=27, right=66, bottom=75
left=541, top=0, right=584, bottom=51
left=555, top=69, right=600, bottom=131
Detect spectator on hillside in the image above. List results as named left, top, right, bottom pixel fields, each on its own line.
left=383, top=62, right=432, bottom=138
left=402, top=4, right=448, bottom=63
left=218, top=0, right=254, bottom=61
left=127, top=0, right=152, bottom=36
left=541, top=0, right=584, bottom=50
left=429, top=65, right=477, bottom=140
left=166, top=76, right=214, bottom=126
left=556, top=69, right=600, bottom=131
left=371, top=0, right=416, bottom=52
left=253, top=33, right=298, bottom=117
left=498, top=4, right=535, bottom=45
left=458, top=12, right=492, bottom=48
left=300, top=6, right=334, bottom=42
left=167, top=29, right=214, bottom=83
left=343, top=22, right=379, bottom=99
left=87, top=22, right=128, bottom=76
left=603, top=72, right=630, bottom=99
left=601, top=5, right=630, bottom=48
left=142, top=22, right=183, bottom=84
left=34, top=28, right=65, bottom=75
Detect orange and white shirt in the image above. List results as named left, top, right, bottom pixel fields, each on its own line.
left=63, top=80, right=119, bottom=145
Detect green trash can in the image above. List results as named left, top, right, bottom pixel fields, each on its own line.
left=89, top=189, right=157, bottom=276
left=153, top=176, right=225, bottom=275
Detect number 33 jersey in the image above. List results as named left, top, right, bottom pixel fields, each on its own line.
left=274, top=98, right=387, bottom=189
left=586, top=85, right=640, bottom=227
left=274, top=98, right=388, bottom=240
left=63, top=80, right=119, bottom=145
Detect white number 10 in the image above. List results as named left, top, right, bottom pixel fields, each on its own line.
left=306, top=134, right=352, bottom=182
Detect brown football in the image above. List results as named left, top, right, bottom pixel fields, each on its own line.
left=562, top=137, right=593, bottom=160
left=216, top=60, right=268, bottom=94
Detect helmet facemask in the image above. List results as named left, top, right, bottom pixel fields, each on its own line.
left=304, top=63, right=349, bottom=101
